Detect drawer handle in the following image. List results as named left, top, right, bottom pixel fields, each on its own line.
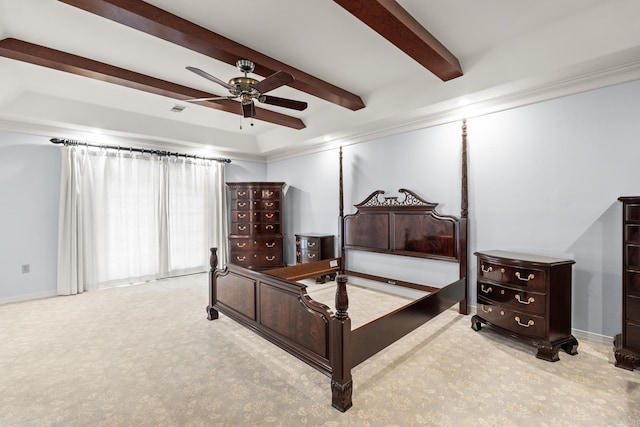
left=481, top=265, right=492, bottom=273
left=236, top=256, right=246, bottom=261
left=308, top=242, right=316, bottom=247
left=265, top=202, right=274, bottom=207
left=238, top=213, right=247, bottom=219
left=308, top=253, right=316, bottom=259
left=266, top=256, right=276, bottom=261
left=236, top=242, right=246, bottom=248
left=266, top=242, right=276, bottom=248
left=481, top=305, right=493, bottom=313
left=297, top=251, right=301, bottom=256
left=265, top=213, right=274, bottom=219
left=238, top=225, right=247, bottom=231
left=238, top=191, right=246, bottom=196
left=265, top=191, right=274, bottom=196
left=480, top=284, right=492, bottom=294
left=515, top=272, right=535, bottom=282
left=238, top=202, right=246, bottom=207
left=266, top=225, right=274, bottom=230
left=515, top=294, right=535, bottom=305
left=514, top=316, right=534, bottom=328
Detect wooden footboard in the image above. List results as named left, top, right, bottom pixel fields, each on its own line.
left=208, top=248, right=340, bottom=375
left=207, top=248, right=465, bottom=412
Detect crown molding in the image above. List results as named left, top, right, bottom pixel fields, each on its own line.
left=267, top=58, right=640, bottom=163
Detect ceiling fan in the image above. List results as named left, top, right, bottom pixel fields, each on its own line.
left=186, top=59, right=308, bottom=120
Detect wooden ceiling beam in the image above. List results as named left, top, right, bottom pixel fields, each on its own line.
left=334, top=0, right=463, bottom=81
left=57, top=0, right=366, bottom=111
left=0, top=38, right=305, bottom=130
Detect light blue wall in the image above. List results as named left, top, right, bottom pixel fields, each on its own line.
left=268, top=79, right=640, bottom=339
left=0, top=132, right=61, bottom=302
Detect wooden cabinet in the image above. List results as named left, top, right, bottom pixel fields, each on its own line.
left=615, top=197, right=640, bottom=370
left=295, top=234, right=335, bottom=283
left=296, top=234, right=335, bottom=264
left=227, top=182, right=285, bottom=270
left=471, top=250, right=578, bottom=362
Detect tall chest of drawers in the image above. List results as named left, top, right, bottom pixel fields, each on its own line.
left=471, top=250, right=578, bottom=362
left=615, top=197, right=640, bottom=370
left=227, top=182, right=285, bottom=270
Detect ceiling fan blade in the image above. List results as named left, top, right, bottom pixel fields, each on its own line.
left=253, top=70, right=294, bottom=94
left=259, top=95, right=307, bottom=111
left=242, top=102, right=256, bottom=118
left=186, top=66, right=234, bottom=91
left=185, top=95, right=237, bottom=102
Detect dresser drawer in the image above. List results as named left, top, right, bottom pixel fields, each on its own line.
left=627, top=295, right=640, bottom=322
left=261, top=188, right=281, bottom=199
left=231, top=210, right=280, bottom=223
left=625, top=204, right=640, bottom=221
left=627, top=270, right=640, bottom=296
left=230, top=250, right=282, bottom=267
left=230, top=237, right=282, bottom=252
left=230, top=187, right=252, bottom=199
left=230, top=222, right=253, bottom=235
left=261, top=211, right=279, bottom=222
left=231, top=222, right=280, bottom=235
left=477, top=300, right=546, bottom=340
left=626, top=321, right=640, bottom=352
left=231, top=210, right=255, bottom=222
left=297, top=250, right=320, bottom=263
left=230, top=199, right=252, bottom=210
left=626, top=245, right=640, bottom=269
left=477, top=282, right=545, bottom=315
left=625, top=224, right=640, bottom=243
left=296, top=236, right=321, bottom=249
left=260, top=200, right=279, bottom=210
left=478, top=260, right=546, bottom=292
left=250, top=252, right=283, bottom=268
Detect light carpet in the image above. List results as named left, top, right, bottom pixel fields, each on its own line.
left=1, top=273, right=639, bottom=426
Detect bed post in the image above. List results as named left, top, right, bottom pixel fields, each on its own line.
left=459, top=119, right=469, bottom=315
left=207, top=247, right=219, bottom=320
left=338, top=145, right=345, bottom=274
left=339, top=146, right=345, bottom=274
left=331, top=273, right=352, bottom=411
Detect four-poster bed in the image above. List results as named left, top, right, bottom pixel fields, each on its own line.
left=207, top=120, right=470, bottom=411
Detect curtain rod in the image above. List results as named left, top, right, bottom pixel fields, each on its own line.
left=50, top=138, right=231, bottom=163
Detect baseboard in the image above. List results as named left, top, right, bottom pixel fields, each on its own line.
left=0, top=290, right=57, bottom=306
left=571, top=328, right=614, bottom=346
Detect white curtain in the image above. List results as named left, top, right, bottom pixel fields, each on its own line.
left=57, top=146, right=228, bottom=295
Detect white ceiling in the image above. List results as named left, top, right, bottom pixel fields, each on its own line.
left=1, top=0, right=640, bottom=162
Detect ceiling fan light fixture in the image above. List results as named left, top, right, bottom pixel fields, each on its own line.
left=236, top=59, right=255, bottom=74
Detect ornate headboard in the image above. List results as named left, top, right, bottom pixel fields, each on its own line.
left=338, top=119, right=469, bottom=280
left=343, top=188, right=460, bottom=262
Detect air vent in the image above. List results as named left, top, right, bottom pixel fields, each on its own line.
left=170, top=104, right=187, bottom=113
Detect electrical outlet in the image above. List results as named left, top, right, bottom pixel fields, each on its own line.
left=21, top=264, right=30, bottom=274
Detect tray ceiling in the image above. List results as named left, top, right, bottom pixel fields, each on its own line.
left=1, top=0, right=639, bottom=161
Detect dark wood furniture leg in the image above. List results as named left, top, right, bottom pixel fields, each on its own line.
left=614, top=334, right=640, bottom=370
left=535, top=336, right=578, bottom=362
left=207, top=248, right=219, bottom=320
left=331, top=274, right=353, bottom=412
